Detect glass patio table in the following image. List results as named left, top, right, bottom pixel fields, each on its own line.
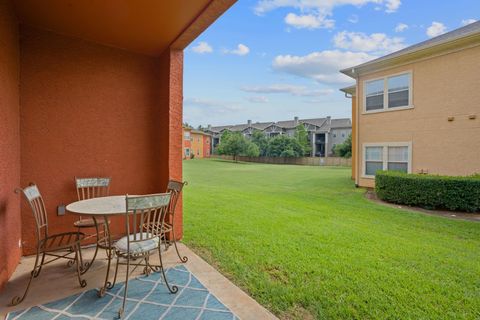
left=66, top=195, right=125, bottom=296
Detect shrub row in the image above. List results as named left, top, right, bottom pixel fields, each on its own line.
left=375, top=171, right=480, bottom=212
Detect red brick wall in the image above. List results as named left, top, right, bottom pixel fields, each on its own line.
left=19, top=26, right=178, bottom=254
left=0, top=0, right=21, bottom=291
left=203, top=135, right=211, bottom=157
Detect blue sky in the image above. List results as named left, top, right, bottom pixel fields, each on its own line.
left=183, top=0, right=479, bottom=127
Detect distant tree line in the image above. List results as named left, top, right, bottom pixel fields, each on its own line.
left=216, top=125, right=312, bottom=160
left=216, top=126, right=352, bottom=160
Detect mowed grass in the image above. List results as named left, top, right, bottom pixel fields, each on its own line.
left=182, top=159, right=480, bottom=319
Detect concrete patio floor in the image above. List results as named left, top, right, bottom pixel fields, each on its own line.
left=0, top=243, right=276, bottom=319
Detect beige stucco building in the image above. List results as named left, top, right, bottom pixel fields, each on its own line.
left=341, top=22, right=480, bottom=188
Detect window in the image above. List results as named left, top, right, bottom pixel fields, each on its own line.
left=364, top=72, right=412, bottom=112
left=184, top=132, right=190, bottom=140
left=388, top=74, right=410, bottom=108
left=365, top=79, right=384, bottom=111
left=365, top=146, right=384, bottom=176
left=387, top=146, right=409, bottom=172
left=197, top=138, right=200, bottom=143
left=363, top=143, right=411, bottom=177
left=341, top=132, right=345, bottom=138
left=185, top=148, right=190, bottom=156
left=333, top=133, right=337, bottom=138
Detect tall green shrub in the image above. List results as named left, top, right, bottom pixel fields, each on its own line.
left=266, top=135, right=304, bottom=157
left=216, top=131, right=259, bottom=161
left=375, top=171, right=480, bottom=212
left=333, top=133, right=352, bottom=158
left=294, top=124, right=312, bottom=156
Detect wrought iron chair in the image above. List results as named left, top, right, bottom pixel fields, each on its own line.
left=110, top=193, right=177, bottom=318
left=163, top=180, right=188, bottom=263
left=11, top=184, right=86, bottom=306
left=74, top=177, right=111, bottom=273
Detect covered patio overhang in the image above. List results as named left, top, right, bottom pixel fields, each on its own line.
left=0, top=0, right=236, bottom=291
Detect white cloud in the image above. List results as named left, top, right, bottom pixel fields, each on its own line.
left=333, top=31, right=406, bottom=54
left=254, top=0, right=401, bottom=29
left=348, top=14, right=359, bottom=24
left=395, top=23, right=408, bottom=32
left=191, top=41, right=213, bottom=54
left=241, top=84, right=334, bottom=97
left=461, top=19, right=477, bottom=26
left=224, top=44, right=250, bottom=56
left=246, top=96, right=269, bottom=103
left=184, top=98, right=243, bottom=112
left=272, top=50, right=376, bottom=84
left=385, top=0, right=401, bottom=13
left=285, top=13, right=334, bottom=29
left=426, top=22, right=447, bottom=38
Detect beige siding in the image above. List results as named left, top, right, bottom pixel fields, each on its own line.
left=356, top=45, right=480, bottom=187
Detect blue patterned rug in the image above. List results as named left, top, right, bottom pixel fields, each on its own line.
left=7, top=265, right=239, bottom=320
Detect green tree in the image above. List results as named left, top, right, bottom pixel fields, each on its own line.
left=215, top=130, right=231, bottom=155
left=266, top=135, right=304, bottom=157
left=216, top=131, right=259, bottom=161
left=294, top=124, right=312, bottom=156
left=245, top=142, right=260, bottom=157
left=251, top=130, right=269, bottom=156
left=333, top=133, right=352, bottom=158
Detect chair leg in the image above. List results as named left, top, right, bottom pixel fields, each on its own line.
left=107, top=255, right=120, bottom=290
left=34, top=252, right=46, bottom=277
left=118, top=255, right=130, bottom=318
left=10, top=253, right=42, bottom=306
left=73, top=244, right=87, bottom=288
left=80, top=221, right=101, bottom=275
left=171, top=227, right=188, bottom=263
left=157, top=245, right=178, bottom=294
left=67, top=229, right=81, bottom=267
left=143, top=255, right=151, bottom=276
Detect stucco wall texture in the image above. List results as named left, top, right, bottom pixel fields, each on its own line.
left=18, top=26, right=183, bottom=255
left=356, top=45, right=480, bottom=187
left=0, top=1, right=22, bottom=291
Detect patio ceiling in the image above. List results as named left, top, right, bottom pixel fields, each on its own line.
left=13, top=0, right=217, bottom=56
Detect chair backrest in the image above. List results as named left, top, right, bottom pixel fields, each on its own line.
left=166, top=180, right=187, bottom=217
left=125, top=193, right=171, bottom=245
left=16, top=184, right=48, bottom=243
left=75, top=177, right=111, bottom=201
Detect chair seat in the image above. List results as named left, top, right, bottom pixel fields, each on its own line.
left=114, top=233, right=159, bottom=255
left=41, top=232, right=85, bottom=252
left=74, top=217, right=109, bottom=228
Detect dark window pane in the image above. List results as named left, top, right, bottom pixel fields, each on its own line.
left=366, top=79, right=384, bottom=96
left=388, top=90, right=409, bottom=108
left=366, top=94, right=384, bottom=111
left=366, top=161, right=383, bottom=175
left=388, top=74, right=409, bottom=92
left=387, top=162, right=408, bottom=172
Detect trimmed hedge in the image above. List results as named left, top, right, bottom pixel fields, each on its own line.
left=375, top=171, right=480, bottom=212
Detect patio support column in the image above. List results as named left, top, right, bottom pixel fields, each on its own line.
left=169, top=49, right=184, bottom=240
left=158, top=48, right=184, bottom=240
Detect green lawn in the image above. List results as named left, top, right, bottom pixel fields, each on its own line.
left=182, top=159, right=480, bottom=319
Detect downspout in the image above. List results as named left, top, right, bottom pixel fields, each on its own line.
left=354, top=72, right=360, bottom=187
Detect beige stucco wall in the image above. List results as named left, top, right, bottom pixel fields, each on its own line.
left=356, top=44, right=480, bottom=188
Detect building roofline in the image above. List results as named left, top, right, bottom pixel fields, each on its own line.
left=339, top=85, right=356, bottom=96
left=341, top=21, right=480, bottom=78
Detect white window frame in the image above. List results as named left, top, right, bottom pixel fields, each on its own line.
left=362, top=142, right=412, bottom=178
left=363, top=71, right=413, bottom=114
left=185, top=148, right=190, bottom=156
